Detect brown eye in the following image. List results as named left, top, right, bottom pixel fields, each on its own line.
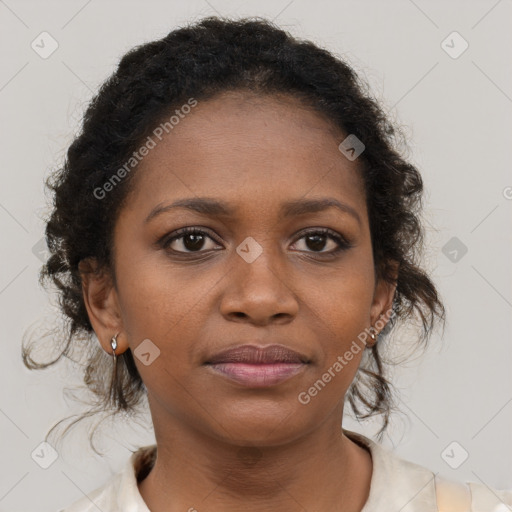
left=163, top=228, right=220, bottom=253
left=291, top=228, right=352, bottom=255
left=300, top=233, right=334, bottom=252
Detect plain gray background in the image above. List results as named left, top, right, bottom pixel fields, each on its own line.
left=1, top=1, right=511, bottom=510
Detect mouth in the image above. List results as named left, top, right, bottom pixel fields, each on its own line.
left=204, top=344, right=310, bottom=388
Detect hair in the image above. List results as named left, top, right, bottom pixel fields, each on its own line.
left=23, top=15, right=445, bottom=454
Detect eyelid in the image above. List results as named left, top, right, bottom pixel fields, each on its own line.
left=296, top=227, right=352, bottom=245
left=159, top=226, right=221, bottom=248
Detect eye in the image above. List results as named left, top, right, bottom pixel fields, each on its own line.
left=160, top=227, right=352, bottom=256
left=161, top=227, right=220, bottom=253
left=291, top=228, right=352, bottom=255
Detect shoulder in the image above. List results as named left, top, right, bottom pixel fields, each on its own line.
left=435, top=475, right=512, bottom=511
left=344, top=429, right=512, bottom=512
left=57, top=445, right=156, bottom=512
left=57, top=471, right=123, bottom=512
left=467, top=480, right=512, bottom=511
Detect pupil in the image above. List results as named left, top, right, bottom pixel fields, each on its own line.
left=307, top=234, right=326, bottom=252
left=184, top=234, right=204, bottom=251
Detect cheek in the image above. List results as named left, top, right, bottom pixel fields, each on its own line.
left=298, top=282, right=371, bottom=409
left=306, top=260, right=375, bottom=371
left=114, top=247, right=202, bottom=336
left=114, top=253, right=218, bottom=380
left=312, top=257, right=375, bottom=322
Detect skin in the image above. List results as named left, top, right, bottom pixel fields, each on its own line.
left=80, top=90, right=398, bottom=512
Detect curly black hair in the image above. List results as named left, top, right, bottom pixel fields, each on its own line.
left=22, top=15, right=445, bottom=454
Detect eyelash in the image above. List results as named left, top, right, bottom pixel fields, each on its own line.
left=160, top=226, right=353, bottom=257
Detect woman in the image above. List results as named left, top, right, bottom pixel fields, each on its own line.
left=23, top=16, right=511, bottom=512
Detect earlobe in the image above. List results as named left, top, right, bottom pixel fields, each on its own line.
left=78, top=258, right=126, bottom=355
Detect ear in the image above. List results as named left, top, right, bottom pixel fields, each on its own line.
left=368, top=259, right=399, bottom=346
left=79, top=258, right=127, bottom=356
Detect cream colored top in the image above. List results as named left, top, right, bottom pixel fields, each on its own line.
left=59, top=429, right=512, bottom=511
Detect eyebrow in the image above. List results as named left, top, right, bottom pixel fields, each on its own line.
left=144, top=197, right=361, bottom=225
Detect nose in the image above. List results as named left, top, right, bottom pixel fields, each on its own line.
left=219, top=246, right=299, bottom=326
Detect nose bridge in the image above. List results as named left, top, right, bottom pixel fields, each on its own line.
left=219, top=234, right=298, bottom=322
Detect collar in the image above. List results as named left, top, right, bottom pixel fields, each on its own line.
left=343, top=429, right=437, bottom=511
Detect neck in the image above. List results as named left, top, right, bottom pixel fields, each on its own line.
left=138, top=411, right=373, bottom=512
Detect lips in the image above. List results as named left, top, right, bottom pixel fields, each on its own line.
left=204, top=344, right=310, bottom=388
left=205, top=344, right=309, bottom=365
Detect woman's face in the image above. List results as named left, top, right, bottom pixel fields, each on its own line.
left=85, top=90, right=396, bottom=446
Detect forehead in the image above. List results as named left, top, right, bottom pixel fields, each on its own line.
left=124, top=90, right=367, bottom=219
